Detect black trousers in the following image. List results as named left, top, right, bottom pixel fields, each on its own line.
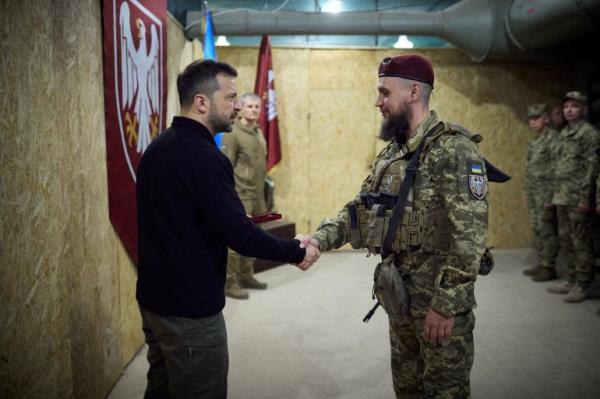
left=139, top=306, right=228, bottom=399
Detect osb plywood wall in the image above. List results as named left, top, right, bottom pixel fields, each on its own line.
left=0, top=4, right=186, bottom=399
left=216, top=46, right=574, bottom=248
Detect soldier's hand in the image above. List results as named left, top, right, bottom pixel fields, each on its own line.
left=544, top=203, right=555, bottom=210
left=597, top=204, right=600, bottom=215
left=522, top=195, right=527, bottom=206
left=423, top=308, right=454, bottom=344
left=578, top=201, right=591, bottom=213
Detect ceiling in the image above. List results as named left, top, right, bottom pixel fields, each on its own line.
left=168, top=0, right=461, bottom=48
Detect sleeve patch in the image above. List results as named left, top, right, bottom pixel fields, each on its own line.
left=468, top=161, right=487, bottom=200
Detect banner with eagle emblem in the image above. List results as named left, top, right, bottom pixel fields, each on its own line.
left=102, top=0, right=167, bottom=262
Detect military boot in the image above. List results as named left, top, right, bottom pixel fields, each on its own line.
left=547, top=280, right=574, bottom=295
left=564, top=285, right=589, bottom=303
left=523, top=265, right=542, bottom=276
left=240, top=277, right=268, bottom=290
left=225, top=282, right=249, bottom=300
left=532, top=268, right=558, bottom=282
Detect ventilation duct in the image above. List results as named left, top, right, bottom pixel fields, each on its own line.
left=185, top=0, right=600, bottom=62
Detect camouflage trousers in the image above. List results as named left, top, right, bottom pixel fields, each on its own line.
left=556, top=205, right=595, bottom=287
left=528, top=195, right=559, bottom=269
left=226, top=196, right=267, bottom=285
left=527, top=195, right=559, bottom=269
left=389, top=315, right=474, bottom=399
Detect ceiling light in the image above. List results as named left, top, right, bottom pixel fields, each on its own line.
left=322, top=0, right=342, bottom=13
left=393, top=35, right=414, bottom=49
left=215, top=35, right=230, bottom=46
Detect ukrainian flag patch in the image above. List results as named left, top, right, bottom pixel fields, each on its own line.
left=470, top=162, right=483, bottom=174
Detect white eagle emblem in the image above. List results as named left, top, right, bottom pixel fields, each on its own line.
left=469, top=175, right=487, bottom=200
left=119, top=1, right=160, bottom=154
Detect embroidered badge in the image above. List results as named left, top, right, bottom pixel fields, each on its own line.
left=469, top=175, right=487, bottom=200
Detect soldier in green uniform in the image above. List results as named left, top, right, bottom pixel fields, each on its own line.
left=299, top=55, right=488, bottom=398
left=522, top=104, right=559, bottom=281
left=221, top=93, right=269, bottom=299
left=547, top=91, right=599, bottom=302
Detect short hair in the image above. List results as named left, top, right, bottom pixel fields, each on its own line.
left=240, top=92, right=261, bottom=106
left=177, top=60, right=238, bottom=107
left=401, top=79, right=432, bottom=105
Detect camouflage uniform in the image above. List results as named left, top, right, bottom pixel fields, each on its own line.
left=221, top=118, right=268, bottom=286
left=525, top=126, right=560, bottom=271
left=313, top=111, right=488, bottom=398
left=552, top=119, right=599, bottom=288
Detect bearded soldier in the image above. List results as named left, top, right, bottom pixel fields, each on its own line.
left=298, top=55, right=489, bottom=398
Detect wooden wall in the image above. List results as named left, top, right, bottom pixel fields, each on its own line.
left=0, top=3, right=187, bottom=399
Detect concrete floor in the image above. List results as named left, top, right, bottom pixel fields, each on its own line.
left=107, top=249, right=600, bottom=399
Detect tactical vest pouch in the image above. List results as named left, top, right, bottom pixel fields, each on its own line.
left=347, top=202, right=369, bottom=249
left=373, top=255, right=410, bottom=320
left=365, top=205, right=387, bottom=249
left=363, top=209, right=423, bottom=253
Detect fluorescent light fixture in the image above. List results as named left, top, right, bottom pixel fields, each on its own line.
left=215, top=35, right=230, bottom=46
left=394, top=35, right=414, bottom=49
left=322, top=0, right=342, bottom=13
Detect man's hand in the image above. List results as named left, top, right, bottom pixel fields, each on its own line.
left=578, top=201, right=591, bottom=213
left=295, top=234, right=320, bottom=250
left=423, top=308, right=454, bottom=344
left=544, top=202, right=555, bottom=210
left=294, top=235, right=320, bottom=270
left=596, top=203, right=600, bottom=215
left=522, top=195, right=527, bottom=206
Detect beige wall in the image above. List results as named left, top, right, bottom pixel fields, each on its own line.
left=216, top=47, right=574, bottom=248
left=0, top=3, right=188, bottom=399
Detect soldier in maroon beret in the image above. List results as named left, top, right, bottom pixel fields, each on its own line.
left=301, top=53, right=490, bottom=398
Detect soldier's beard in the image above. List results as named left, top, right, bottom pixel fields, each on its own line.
left=379, top=108, right=411, bottom=144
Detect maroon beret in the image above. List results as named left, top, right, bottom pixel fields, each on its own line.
left=378, top=55, right=434, bottom=87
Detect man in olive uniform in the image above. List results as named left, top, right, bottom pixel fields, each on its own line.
left=548, top=91, right=599, bottom=302
left=221, top=93, right=269, bottom=299
left=301, top=55, right=488, bottom=398
left=522, top=104, right=559, bottom=282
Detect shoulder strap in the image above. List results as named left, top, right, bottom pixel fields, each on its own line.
left=381, top=125, right=440, bottom=259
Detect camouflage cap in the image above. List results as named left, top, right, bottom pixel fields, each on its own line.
left=563, top=91, right=587, bottom=103
left=527, top=103, right=548, bottom=118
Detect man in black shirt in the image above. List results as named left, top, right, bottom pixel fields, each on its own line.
left=136, top=60, right=319, bottom=399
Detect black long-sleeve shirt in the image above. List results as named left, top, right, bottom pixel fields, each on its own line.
left=136, top=116, right=305, bottom=318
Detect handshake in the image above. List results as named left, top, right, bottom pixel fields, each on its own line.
left=294, top=235, right=321, bottom=270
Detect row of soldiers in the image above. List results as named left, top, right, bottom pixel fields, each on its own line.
left=524, top=91, right=599, bottom=308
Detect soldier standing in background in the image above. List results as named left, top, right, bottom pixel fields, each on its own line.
left=299, top=55, right=488, bottom=398
left=221, top=93, right=269, bottom=299
left=522, top=104, right=559, bottom=282
left=549, top=104, right=567, bottom=131
left=547, top=91, right=599, bottom=302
